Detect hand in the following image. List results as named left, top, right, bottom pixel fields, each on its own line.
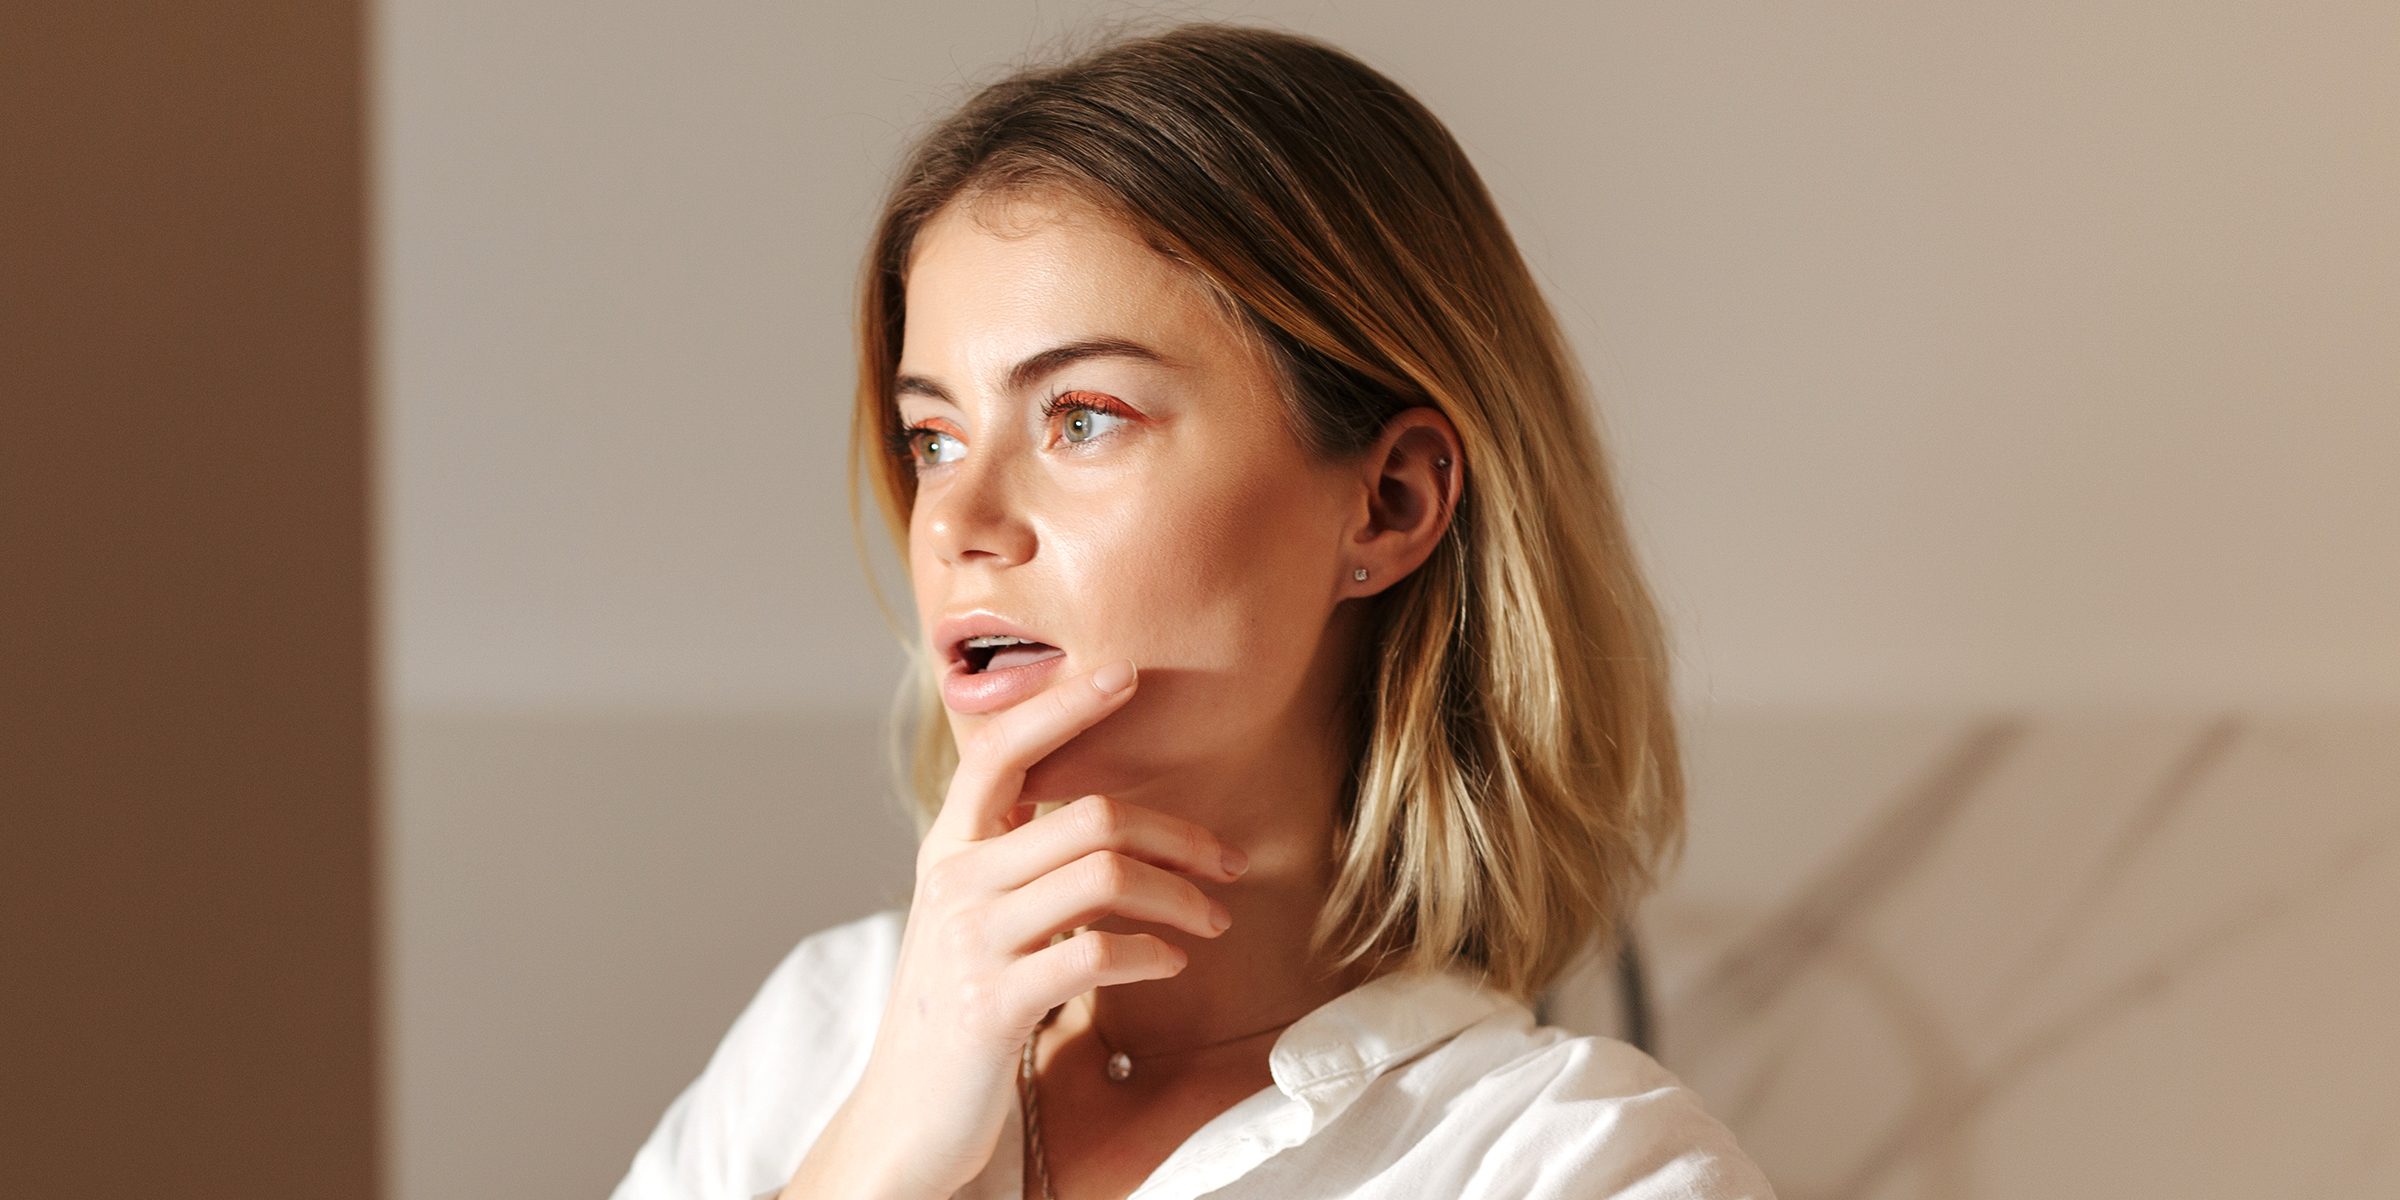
left=781, top=660, right=1248, bottom=1200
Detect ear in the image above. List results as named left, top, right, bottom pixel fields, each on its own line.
left=1342, top=407, right=1463, bottom=598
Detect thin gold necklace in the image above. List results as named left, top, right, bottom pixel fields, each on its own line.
left=1080, top=992, right=1300, bottom=1083
left=1018, top=998, right=1306, bottom=1199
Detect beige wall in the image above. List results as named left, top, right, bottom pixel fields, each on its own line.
left=376, top=3, right=2400, bottom=1198
left=382, top=0, right=2400, bottom=714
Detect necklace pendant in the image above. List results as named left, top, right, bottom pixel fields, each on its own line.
left=1105, top=1051, right=1133, bottom=1083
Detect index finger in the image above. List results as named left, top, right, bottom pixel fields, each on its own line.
left=975, top=794, right=1248, bottom=892
left=932, top=658, right=1138, bottom=841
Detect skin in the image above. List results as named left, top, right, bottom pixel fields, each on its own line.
left=784, top=192, right=1461, bottom=1200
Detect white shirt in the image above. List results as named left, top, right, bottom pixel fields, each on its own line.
left=612, top=913, right=1774, bottom=1200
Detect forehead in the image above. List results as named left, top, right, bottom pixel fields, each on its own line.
left=899, top=193, right=1248, bottom=376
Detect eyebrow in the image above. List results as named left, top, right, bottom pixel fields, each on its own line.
left=893, top=337, right=1172, bottom=403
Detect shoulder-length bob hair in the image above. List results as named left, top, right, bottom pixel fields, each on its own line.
left=854, top=24, right=1681, bottom=999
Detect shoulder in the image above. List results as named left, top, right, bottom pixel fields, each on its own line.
left=610, top=911, right=905, bottom=1200
left=1442, top=1017, right=1775, bottom=1200
left=752, top=908, right=907, bottom=1023
left=1347, top=1009, right=1775, bottom=1200
left=697, top=910, right=903, bottom=1080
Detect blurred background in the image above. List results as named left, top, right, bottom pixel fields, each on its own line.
left=7, top=2, right=2394, bottom=1199
left=381, top=3, right=2400, bottom=1197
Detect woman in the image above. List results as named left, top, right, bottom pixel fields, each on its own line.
left=615, top=24, right=1772, bottom=1200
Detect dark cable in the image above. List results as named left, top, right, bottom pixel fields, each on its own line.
left=1615, top=923, right=1654, bottom=1055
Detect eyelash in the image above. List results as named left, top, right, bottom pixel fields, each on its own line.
left=1039, top=390, right=1137, bottom=424
left=888, top=391, right=1139, bottom=465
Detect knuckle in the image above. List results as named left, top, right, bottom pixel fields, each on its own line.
left=1184, top=821, right=1217, bottom=864
left=917, top=858, right=963, bottom=906
left=957, top=976, right=1002, bottom=1022
left=938, top=909, right=985, bottom=957
left=1072, top=794, right=1125, bottom=841
left=1082, top=850, right=1136, bottom=893
left=1074, top=932, right=1117, bottom=975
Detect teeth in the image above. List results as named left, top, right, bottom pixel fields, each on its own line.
left=963, top=635, right=1031, bottom=649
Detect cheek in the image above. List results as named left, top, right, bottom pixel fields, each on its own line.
left=1019, top=458, right=1345, bottom=797
left=905, top=508, right=938, bottom=619
left=1055, top=454, right=1343, bottom=670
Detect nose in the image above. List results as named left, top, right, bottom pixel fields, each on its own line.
left=917, top=450, right=1038, bottom=569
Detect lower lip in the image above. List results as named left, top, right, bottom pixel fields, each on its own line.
left=941, top=651, right=1067, bottom=715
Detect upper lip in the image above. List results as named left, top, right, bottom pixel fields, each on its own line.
left=930, top=612, right=1058, bottom=671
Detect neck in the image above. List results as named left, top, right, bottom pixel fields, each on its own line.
left=1082, top=725, right=1365, bottom=1055
left=1084, top=849, right=1357, bottom=1057
left=1075, top=600, right=1373, bottom=1055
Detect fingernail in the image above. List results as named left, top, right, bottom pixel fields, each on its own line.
left=1209, top=902, right=1233, bottom=932
left=1220, top=846, right=1249, bottom=877
left=1092, top=660, right=1137, bottom=694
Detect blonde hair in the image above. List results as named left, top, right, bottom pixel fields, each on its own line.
left=852, top=24, right=1681, bottom=998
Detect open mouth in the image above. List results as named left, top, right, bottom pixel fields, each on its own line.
left=960, top=634, right=1065, bottom=674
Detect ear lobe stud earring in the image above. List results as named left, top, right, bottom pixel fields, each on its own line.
left=1436, top=456, right=1452, bottom=470
left=1352, top=568, right=1369, bottom=582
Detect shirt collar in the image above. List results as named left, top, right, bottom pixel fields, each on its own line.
left=1266, top=969, right=1523, bottom=1130
left=1117, top=972, right=1526, bottom=1199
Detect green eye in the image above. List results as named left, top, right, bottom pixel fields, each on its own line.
left=908, top=428, right=965, bottom=467
left=1058, top=406, right=1126, bottom=445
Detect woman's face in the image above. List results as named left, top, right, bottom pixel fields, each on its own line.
left=897, top=194, right=1362, bottom=814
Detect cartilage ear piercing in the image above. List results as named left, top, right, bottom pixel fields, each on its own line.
left=1353, top=568, right=1369, bottom=582
left=1436, top=456, right=1452, bottom=469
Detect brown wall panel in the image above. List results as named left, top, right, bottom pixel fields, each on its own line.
left=0, top=3, right=377, bottom=1196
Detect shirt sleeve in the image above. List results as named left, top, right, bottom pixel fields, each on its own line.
left=609, top=912, right=904, bottom=1200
